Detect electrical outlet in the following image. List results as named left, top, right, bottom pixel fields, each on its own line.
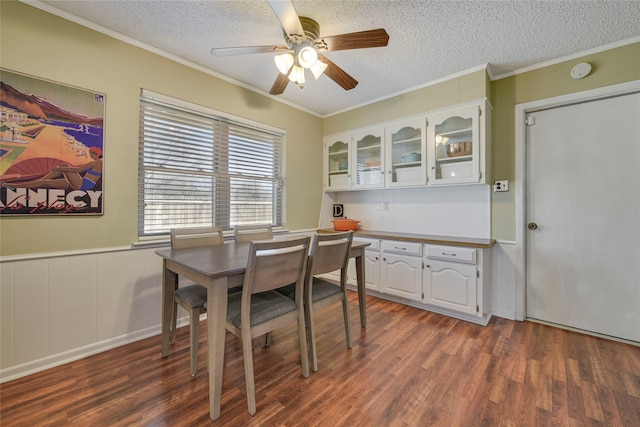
left=493, top=180, right=509, bottom=192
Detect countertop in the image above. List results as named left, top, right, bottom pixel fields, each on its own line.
left=318, top=229, right=496, bottom=249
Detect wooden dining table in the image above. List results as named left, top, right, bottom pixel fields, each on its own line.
left=155, top=237, right=369, bottom=420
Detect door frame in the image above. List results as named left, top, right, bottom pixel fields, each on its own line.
left=514, top=79, right=640, bottom=321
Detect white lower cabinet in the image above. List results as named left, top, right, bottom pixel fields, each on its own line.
left=380, top=240, right=423, bottom=301
left=363, top=250, right=381, bottom=291
left=346, top=237, right=492, bottom=325
left=423, top=260, right=477, bottom=315
left=348, top=238, right=381, bottom=292
left=422, top=244, right=490, bottom=323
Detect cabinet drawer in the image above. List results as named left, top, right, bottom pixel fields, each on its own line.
left=382, top=240, right=422, bottom=256
left=426, top=245, right=476, bottom=264
left=355, top=238, right=380, bottom=251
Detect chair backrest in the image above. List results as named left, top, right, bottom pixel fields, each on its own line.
left=307, top=231, right=354, bottom=277
left=242, top=236, right=310, bottom=295
left=234, top=224, right=273, bottom=243
left=171, top=227, right=224, bottom=249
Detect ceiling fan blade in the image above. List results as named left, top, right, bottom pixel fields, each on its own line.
left=269, top=73, right=290, bottom=95
left=318, top=54, right=358, bottom=91
left=210, top=45, right=287, bottom=56
left=319, top=29, right=390, bottom=51
left=268, top=0, right=304, bottom=40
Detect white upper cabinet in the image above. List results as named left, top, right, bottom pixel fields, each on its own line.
left=323, top=99, right=490, bottom=192
left=324, top=133, right=352, bottom=191
left=353, top=127, right=385, bottom=189
left=385, top=118, right=427, bottom=187
left=427, top=101, right=490, bottom=185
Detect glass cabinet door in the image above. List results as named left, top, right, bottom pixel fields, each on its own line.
left=325, top=134, right=351, bottom=190
left=428, top=105, right=480, bottom=185
left=353, top=128, right=384, bottom=189
left=386, top=118, right=426, bottom=187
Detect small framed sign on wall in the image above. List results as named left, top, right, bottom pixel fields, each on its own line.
left=0, top=69, right=105, bottom=216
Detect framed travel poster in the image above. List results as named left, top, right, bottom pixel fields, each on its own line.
left=0, top=69, right=105, bottom=215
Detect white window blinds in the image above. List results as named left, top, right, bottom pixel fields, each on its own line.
left=138, top=92, right=285, bottom=237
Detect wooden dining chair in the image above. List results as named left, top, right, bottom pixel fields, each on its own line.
left=234, top=224, right=276, bottom=346
left=170, top=226, right=224, bottom=376
left=226, top=236, right=311, bottom=415
left=303, top=231, right=354, bottom=372
left=233, top=223, right=273, bottom=243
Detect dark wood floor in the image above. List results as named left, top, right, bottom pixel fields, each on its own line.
left=1, top=292, right=639, bottom=426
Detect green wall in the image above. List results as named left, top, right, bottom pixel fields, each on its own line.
left=324, top=42, right=640, bottom=242
left=323, top=68, right=488, bottom=135
left=0, top=1, right=323, bottom=256
left=491, top=42, right=640, bottom=240
left=2, top=1, right=638, bottom=255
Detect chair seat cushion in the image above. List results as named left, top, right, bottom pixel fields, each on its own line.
left=311, top=278, right=342, bottom=302
left=175, top=284, right=207, bottom=308
left=204, top=286, right=245, bottom=310
left=227, top=290, right=298, bottom=328
left=275, top=283, right=296, bottom=299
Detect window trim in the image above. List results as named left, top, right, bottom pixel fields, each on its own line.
left=140, top=89, right=287, bottom=135
left=141, top=90, right=286, bottom=135
left=138, top=89, right=286, bottom=239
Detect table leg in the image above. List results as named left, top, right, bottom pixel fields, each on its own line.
left=207, top=277, right=228, bottom=420
left=355, top=249, right=366, bottom=327
left=161, top=260, right=178, bottom=357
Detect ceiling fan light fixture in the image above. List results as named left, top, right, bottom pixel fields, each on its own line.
left=288, top=64, right=305, bottom=84
left=297, top=44, right=318, bottom=69
left=274, top=52, right=294, bottom=75
left=310, top=60, right=328, bottom=79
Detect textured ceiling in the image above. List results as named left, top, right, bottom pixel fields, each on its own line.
left=32, top=0, right=640, bottom=116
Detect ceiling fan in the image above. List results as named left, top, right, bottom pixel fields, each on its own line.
left=210, top=0, right=389, bottom=95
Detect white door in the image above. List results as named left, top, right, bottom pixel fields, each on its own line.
left=526, top=92, right=640, bottom=342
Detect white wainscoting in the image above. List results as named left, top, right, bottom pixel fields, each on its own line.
left=0, top=236, right=519, bottom=383
left=0, top=245, right=169, bottom=383
left=491, top=241, right=517, bottom=320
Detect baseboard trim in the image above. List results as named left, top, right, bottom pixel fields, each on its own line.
left=350, top=286, right=492, bottom=326
left=526, top=318, right=639, bottom=347
left=0, top=313, right=198, bottom=384
left=0, top=325, right=162, bottom=383
left=491, top=308, right=517, bottom=320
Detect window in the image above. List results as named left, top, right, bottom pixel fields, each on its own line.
left=138, top=91, right=285, bottom=237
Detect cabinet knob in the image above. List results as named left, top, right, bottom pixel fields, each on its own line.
left=527, top=222, right=538, bottom=230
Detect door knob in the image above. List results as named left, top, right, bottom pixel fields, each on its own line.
left=527, top=222, right=538, bottom=230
